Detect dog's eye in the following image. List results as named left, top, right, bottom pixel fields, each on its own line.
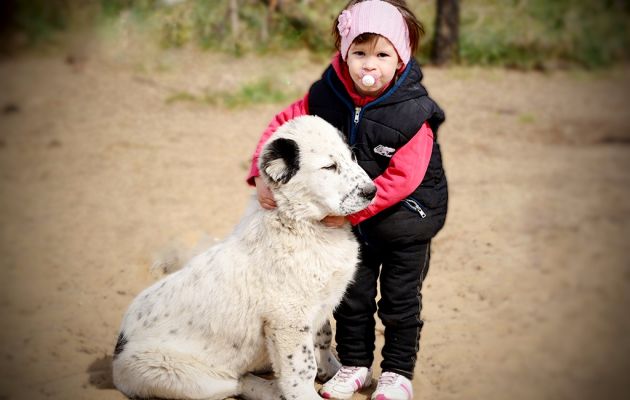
left=322, top=163, right=338, bottom=171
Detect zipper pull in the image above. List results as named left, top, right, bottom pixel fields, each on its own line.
left=404, top=199, right=427, bottom=218
left=354, top=107, right=361, bottom=124
left=417, top=206, right=427, bottom=218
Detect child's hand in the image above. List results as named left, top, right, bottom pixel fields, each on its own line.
left=254, top=176, right=277, bottom=210
left=321, top=215, right=347, bottom=228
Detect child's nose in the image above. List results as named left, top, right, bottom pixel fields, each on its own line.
left=363, top=59, right=376, bottom=70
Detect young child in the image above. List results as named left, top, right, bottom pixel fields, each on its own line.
left=246, top=1, right=447, bottom=399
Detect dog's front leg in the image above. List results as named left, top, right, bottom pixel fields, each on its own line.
left=240, top=374, right=282, bottom=400
left=314, top=319, right=341, bottom=382
left=265, top=322, right=321, bottom=400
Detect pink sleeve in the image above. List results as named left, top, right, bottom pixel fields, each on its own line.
left=246, top=94, right=309, bottom=186
left=347, top=122, right=434, bottom=225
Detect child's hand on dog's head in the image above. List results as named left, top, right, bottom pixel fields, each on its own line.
left=321, top=215, right=347, bottom=228
left=254, top=176, right=277, bottom=209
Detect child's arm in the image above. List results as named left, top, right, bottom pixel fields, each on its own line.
left=347, top=122, right=434, bottom=225
left=246, top=94, right=309, bottom=186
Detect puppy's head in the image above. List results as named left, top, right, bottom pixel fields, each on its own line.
left=258, top=116, right=375, bottom=220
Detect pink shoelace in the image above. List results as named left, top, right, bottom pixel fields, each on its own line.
left=336, top=366, right=363, bottom=380
left=376, top=372, right=412, bottom=399
left=377, top=371, right=399, bottom=386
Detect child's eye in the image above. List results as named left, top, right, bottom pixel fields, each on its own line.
left=353, top=51, right=365, bottom=56
left=378, top=52, right=391, bottom=58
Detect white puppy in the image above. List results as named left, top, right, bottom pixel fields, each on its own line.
left=112, top=115, right=376, bottom=400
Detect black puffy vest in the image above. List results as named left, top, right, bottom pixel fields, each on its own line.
left=308, top=59, right=448, bottom=220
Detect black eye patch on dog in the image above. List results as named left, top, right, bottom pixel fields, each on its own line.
left=260, top=137, right=301, bottom=184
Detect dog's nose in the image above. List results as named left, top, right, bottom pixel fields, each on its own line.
left=360, top=184, right=377, bottom=200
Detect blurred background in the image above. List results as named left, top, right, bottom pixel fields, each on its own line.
left=0, top=1, right=629, bottom=400
left=1, top=0, right=629, bottom=68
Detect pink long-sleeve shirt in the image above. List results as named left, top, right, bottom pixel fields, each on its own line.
left=247, top=54, right=434, bottom=225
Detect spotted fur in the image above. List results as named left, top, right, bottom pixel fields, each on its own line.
left=112, top=116, right=375, bottom=400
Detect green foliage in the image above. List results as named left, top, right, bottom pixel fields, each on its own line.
left=9, top=0, right=69, bottom=44
left=165, top=91, right=198, bottom=104
left=518, top=113, right=536, bottom=124
left=192, top=1, right=233, bottom=51
left=217, top=77, right=297, bottom=108
left=99, top=0, right=158, bottom=20
left=459, top=0, right=630, bottom=68
left=154, top=0, right=343, bottom=55
left=4, top=0, right=629, bottom=68
left=165, top=77, right=301, bottom=108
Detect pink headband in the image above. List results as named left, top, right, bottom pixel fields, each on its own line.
left=337, top=0, right=411, bottom=66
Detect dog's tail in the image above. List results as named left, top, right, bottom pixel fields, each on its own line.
left=150, top=234, right=220, bottom=277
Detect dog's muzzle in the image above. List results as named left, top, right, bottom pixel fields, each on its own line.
left=359, top=183, right=377, bottom=201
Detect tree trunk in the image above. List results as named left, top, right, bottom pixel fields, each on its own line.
left=229, top=0, right=240, bottom=42
left=431, top=0, right=460, bottom=66
left=261, top=0, right=279, bottom=43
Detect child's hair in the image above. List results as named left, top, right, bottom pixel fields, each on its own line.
left=332, top=0, right=425, bottom=57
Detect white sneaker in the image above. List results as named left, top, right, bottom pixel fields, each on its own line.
left=319, top=365, right=372, bottom=399
left=371, top=371, right=413, bottom=400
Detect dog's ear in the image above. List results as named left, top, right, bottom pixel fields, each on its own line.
left=259, top=137, right=300, bottom=184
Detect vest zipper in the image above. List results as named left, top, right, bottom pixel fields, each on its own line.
left=323, top=63, right=414, bottom=146
left=348, top=107, right=363, bottom=146
left=403, top=198, right=427, bottom=218
left=350, top=107, right=363, bottom=144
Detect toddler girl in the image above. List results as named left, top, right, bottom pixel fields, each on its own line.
left=247, top=1, right=447, bottom=399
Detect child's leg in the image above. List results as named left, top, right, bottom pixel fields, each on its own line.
left=377, top=239, right=431, bottom=379
left=333, top=241, right=382, bottom=368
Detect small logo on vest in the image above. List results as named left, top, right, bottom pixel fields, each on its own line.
left=374, top=145, right=396, bottom=158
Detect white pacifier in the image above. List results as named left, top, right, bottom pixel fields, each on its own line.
left=362, top=74, right=376, bottom=87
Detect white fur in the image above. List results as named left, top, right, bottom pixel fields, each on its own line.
left=112, top=116, right=376, bottom=400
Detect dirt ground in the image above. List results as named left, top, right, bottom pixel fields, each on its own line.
left=0, top=37, right=629, bottom=400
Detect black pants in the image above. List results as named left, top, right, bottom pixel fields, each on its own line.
left=333, top=207, right=433, bottom=380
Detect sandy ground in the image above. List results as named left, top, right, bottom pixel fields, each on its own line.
left=0, top=38, right=629, bottom=400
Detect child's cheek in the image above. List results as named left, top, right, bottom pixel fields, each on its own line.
left=351, top=76, right=365, bottom=91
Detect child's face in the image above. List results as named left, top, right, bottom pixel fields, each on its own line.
left=346, top=36, right=403, bottom=96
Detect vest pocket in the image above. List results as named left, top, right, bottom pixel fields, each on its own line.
left=402, top=198, right=427, bottom=219
left=360, top=196, right=443, bottom=244
left=400, top=196, right=441, bottom=241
